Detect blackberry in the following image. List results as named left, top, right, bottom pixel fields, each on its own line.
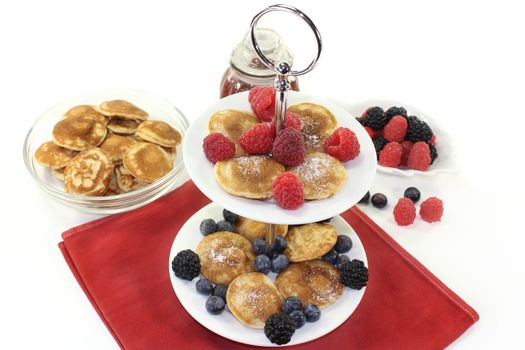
left=363, top=106, right=388, bottom=130
left=359, top=191, right=370, bottom=204
left=406, top=116, right=433, bottom=142
left=199, top=218, right=216, bottom=236
left=404, top=187, right=421, bottom=203
left=264, top=312, right=296, bottom=345
left=426, top=141, right=438, bottom=164
left=222, top=209, right=239, bottom=223
left=373, top=137, right=388, bottom=159
left=340, top=259, right=369, bottom=290
left=171, top=249, right=200, bottom=281
left=216, top=220, right=233, bottom=232
left=371, top=193, right=388, bottom=208
left=385, top=106, right=408, bottom=118
left=356, top=117, right=366, bottom=126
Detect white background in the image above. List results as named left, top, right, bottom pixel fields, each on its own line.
left=1, top=0, right=524, bottom=349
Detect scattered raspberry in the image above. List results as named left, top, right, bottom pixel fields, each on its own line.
left=393, top=198, right=416, bottom=226
left=383, top=116, right=408, bottom=142
left=420, top=197, right=444, bottom=222
left=430, top=134, right=437, bottom=144
left=272, top=172, right=304, bottom=210
left=400, top=141, right=413, bottom=166
left=249, top=86, right=275, bottom=122
left=272, top=128, right=305, bottom=166
left=202, top=133, right=235, bottom=163
left=239, top=124, right=273, bottom=155
left=364, top=126, right=375, bottom=139
left=270, top=111, right=301, bottom=136
left=324, top=127, right=361, bottom=162
left=407, top=141, right=431, bottom=171
left=379, top=142, right=403, bottom=167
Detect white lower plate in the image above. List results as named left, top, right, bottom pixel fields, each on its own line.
left=168, top=202, right=368, bottom=347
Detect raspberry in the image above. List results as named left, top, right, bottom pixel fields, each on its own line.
left=239, top=124, right=273, bottom=155
left=364, top=126, right=375, bottom=139
left=420, top=197, right=444, bottom=222
left=407, top=141, right=431, bottom=171
left=324, top=127, right=361, bottom=162
left=383, top=116, right=408, bottom=142
left=203, top=133, right=236, bottom=163
left=393, top=198, right=416, bottom=226
left=272, top=128, right=305, bottom=166
left=249, top=86, right=275, bottom=122
left=272, top=172, right=304, bottom=210
left=270, top=111, right=301, bottom=136
left=379, top=142, right=403, bottom=167
left=400, top=141, right=413, bottom=167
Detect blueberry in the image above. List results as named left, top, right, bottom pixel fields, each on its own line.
left=222, top=209, right=240, bottom=223
left=321, top=249, right=339, bottom=265
left=216, top=220, right=234, bottom=232
left=212, top=284, right=228, bottom=300
left=205, top=296, right=225, bottom=315
left=195, top=278, right=213, bottom=295
left=335, top=235, right=353, bottom=253
left=359, top=191, right=370, bottom=204
left=336, top=254, right=350, bottom=270
left=303, top=304, right=321, bottom=322
left=254, top=254, right=272, bottom=274
left=404, top=187, right=421, bottom=203
left=371, top=193, right=388, bottom=208
left=252, top=237, right=266, bottom=255
left=289, top=310, right=306, bottom=328
left=271, top=254, right=289, bottom=273
left=199, top=218, right=216, bottom=236
left=273, top=235, right=288, bottom=254
left=282, top=296, right=302, bottom=314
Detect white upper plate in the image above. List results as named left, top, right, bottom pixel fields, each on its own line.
left=183, top=91, right=377, bottom=225
left=168, top=202, right=367, bottom=347
left=341, top=99, right=459, bottom=177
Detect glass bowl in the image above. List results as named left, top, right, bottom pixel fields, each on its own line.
left=23, top=88, right=189, bottom=214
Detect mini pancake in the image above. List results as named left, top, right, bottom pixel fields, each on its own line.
left=135, top=120, right=181, bottom=147
left=99, top=100, right=149, bottom=121
left=208, top=109, right=259, bottom=156
left=52, top=114, right=108, bottom=151
left=214, top=156, right=284, bottom=199
left=99, top=134, right=137, bottom=164
left=284, top=223, right=338, bottom=262
left=123, top=143, right=173, bottom=183
left=288, top=152, right=346, bottom=200
left=275, top=260, right=343, bottom=309
left=64, top=148, right=113, bottom=196
left=196, top=231, right=255, bottom=285
left=287, top=102, right=338, bottom=153
left=63, top=105, right=101, bottom=119
left=35, top=141, right=77, bottom=169
left=107, top=170, right=119, bottom=193
left=52, top=168, right=65, bottom=181
left=107, top=117, right=140, bottom=135
left=227, top=272, right=284, bottom=329
left=115, top=165, right=135, bottom=193
left=234, top=216, right=287, bottom=242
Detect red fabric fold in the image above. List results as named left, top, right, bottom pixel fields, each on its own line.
left=59, top=181, right=478, bottom=350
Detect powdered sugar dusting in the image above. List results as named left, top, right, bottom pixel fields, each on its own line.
left=294, top=155, right=331, bottom=183
left=234, top=156, right=262, bottom=178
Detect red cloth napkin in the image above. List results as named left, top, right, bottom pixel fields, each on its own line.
left=59, top=181, right=478, bottom=350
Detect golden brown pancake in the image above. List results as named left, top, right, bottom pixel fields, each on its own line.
left=63, top=105, right=102, bottom=119
left=288, top=152, right=346, bottom=200
left=135, top=120, right=181, bottom=148
left=64, top=148, right=113, bottom=196
left=196, top=232, right=255, bottom=285
left=227, top=272, right=284, bottom=329
left=214, top=156, right=284, bottom=199
left=52, top=168, right=65, bottom=181
left=275, top=260, right=343, bottom=309
left=107, top=117, right=140, bottom=135
left=35, top=141, right=77, bottom=169
left=208, top=109, right=259, bottom=156
left=99, top=100, right=149, bottom=121
left=115, top=165, right=135, bottom=193
left=285, top=223, right=337, bottom=262
left=123, top=143, right=173, bottom=183
left=99, top=134, right=137, bottom=164
left=52, top=114, right=107, bottom=151
left=234, top=216, right=288, bottom=242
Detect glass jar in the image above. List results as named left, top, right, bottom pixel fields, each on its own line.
left=220, top=28, right=299, bottom=98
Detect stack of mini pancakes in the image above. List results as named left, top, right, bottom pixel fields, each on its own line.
left=196, top=215, right=344, bottom=329
left=35, top=100, right=181, bottom=196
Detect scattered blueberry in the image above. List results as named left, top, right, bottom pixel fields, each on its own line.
left=212, top=284, right=228, bottom=300
left=282, top=296, right=302, bottom=314
left=303, top=304, right=321, bottom=322
left=199, top=218, right=216, bottom=236
left=359, top=191, right=370, bottom=204
left=321, top=249, right=339, bottom=265
left=334, top=235, right=353, bottom=254
left=404, top=187, right=421, bottom=203
left=206, top=295, right=225, bottom=315
left=195, top=278, right=213, bottom=295
left=271, top=254, right=289, bottom=273
left=288, top=310, right=306, bottom=328
left=255, top=254, right=272, bottom=274
left=273, top=235, right=288, bottom=254
left=223, top=209, right=240, bottom=223
left=216, top=220, right=234, bottom=232
left=252, top=237, right=266, bottom=255
left=336, top=254, right=351, bottom=270
left=371, top=193, right=388, bottom=208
